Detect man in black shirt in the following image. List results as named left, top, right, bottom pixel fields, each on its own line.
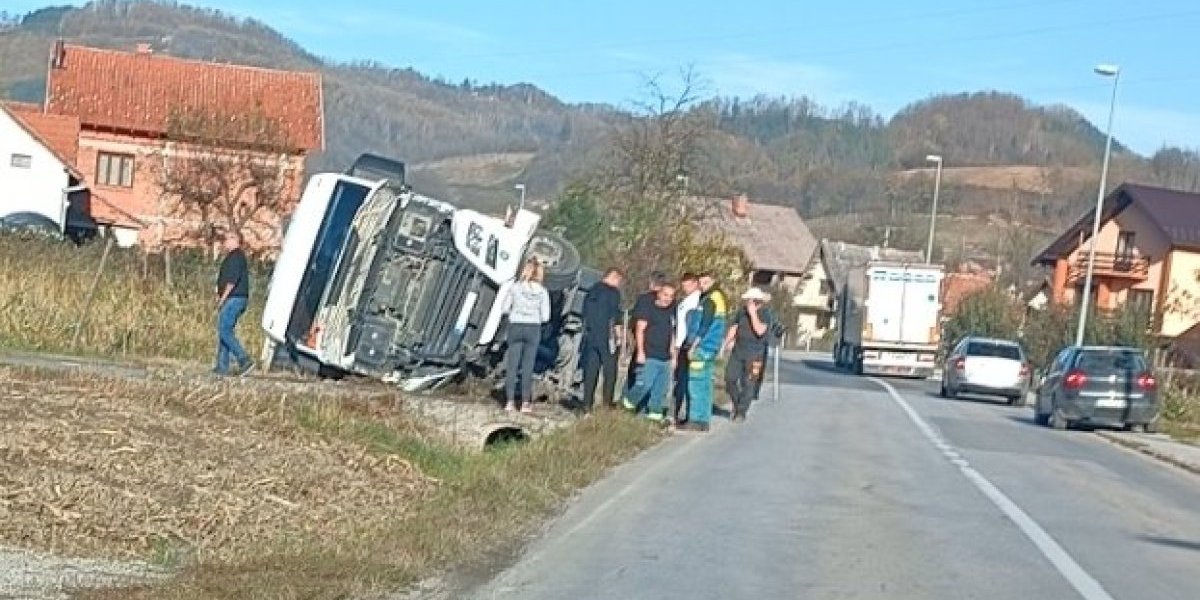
left=579, top=268, right=624, bottom=412
left=622, top=282, right=677, bottom=421
left=722, top=287, right=776, bottom=422
left=624, top=270, right=667, bottom=394
left=215, top=231, right=253, bottom=376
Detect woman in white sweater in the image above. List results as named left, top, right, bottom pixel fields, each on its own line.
left=502, top=259, right=552, bottom=412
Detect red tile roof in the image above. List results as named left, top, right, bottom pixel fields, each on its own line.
left=46, top=44, right=323, bottom=151
left=2, top=103, right=82, bottom=178
left=941, top=272, right=994, bottom=316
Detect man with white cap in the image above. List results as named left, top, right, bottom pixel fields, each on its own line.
left=721, top=286, right=776, bottom=422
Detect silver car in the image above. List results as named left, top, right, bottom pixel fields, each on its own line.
left=940, top=337, right=1030, bottom=405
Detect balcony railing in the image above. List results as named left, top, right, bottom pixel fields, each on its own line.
left=1068, top=252, right=1149, bottom=282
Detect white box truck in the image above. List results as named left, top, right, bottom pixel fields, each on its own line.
left=833, top=262, right=944, bottom=377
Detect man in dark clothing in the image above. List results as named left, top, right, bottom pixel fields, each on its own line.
left=722, top=287, right=775, bottom=422
left=625, top=270, right=667, bottom=393
left=580, top=268, right=624, bottom=412
left=622, top=282, right=677, bottom=421
left=215, top=231, right=253, bottom=376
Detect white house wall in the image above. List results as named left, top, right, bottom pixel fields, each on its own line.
left=0, top=111, right=71, bottom=227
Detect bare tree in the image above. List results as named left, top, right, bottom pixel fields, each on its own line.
left=155, top=108, right=296, bottom=251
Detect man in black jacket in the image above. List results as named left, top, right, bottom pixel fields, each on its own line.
left=214, top=231, right=253, bottom=376
left=579, top=268, right=624, bottom=412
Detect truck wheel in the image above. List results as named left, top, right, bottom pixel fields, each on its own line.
left=853, top=353, right=864, bottom=376
left=526, top=231, right=581, bottom=291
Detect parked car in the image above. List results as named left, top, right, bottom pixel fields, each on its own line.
left=1034, top=345, right=1160, bottom=432
left=940, top=337, right=1030, bottom=405
left=0, top=212, right=64, bottom=241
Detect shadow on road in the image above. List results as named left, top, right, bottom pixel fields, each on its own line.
left=800, top=359, right=843, bottom=375
left=1005, top=414, right=1041, bottom=428
left=929, top=391, right=1011, bottom=407
left=1138, top=535, right=1200, bottom=553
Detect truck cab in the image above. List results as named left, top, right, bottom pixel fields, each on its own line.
left=262, top=154, right=589, bottom=398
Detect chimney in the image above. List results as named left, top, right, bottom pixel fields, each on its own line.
left=135, top=43, right=153, bottom=55
left=731, top=193, right=750, bottom=218
left=50, top=38, right=66, bottom=69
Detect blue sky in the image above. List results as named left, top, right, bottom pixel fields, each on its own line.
left=10, top=0, right=1200, bottom=155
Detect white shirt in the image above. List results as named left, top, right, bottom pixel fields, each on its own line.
left=675, top=290, right=701, bottom=348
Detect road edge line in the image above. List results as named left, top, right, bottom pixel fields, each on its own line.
left=871, top=377, right=1115, bottom=600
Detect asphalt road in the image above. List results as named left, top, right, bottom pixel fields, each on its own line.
left=470, top=355, right=1200, bottom=600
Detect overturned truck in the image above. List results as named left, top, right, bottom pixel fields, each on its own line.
left=261, top=154, right=595, bottom=403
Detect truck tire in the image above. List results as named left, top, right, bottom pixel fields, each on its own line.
left=526, top=231, right=581, bottom=292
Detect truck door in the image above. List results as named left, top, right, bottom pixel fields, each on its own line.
left=899, top=268, right=940, bottom=346
left=868, top=267, right=905, bottom=342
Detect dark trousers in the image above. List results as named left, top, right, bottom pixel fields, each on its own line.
left=505, top=323, right=541, bottom=406
left=580, top=344, right=617, bottom=411
left=725, top=352, right=765, bottom=417
left=673, top=343, right=691, bottom=422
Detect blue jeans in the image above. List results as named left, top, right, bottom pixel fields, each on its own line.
left=216, top=296, right=250, bottom=374
left=624, top=359, right=671, bottom=416
left=687, top=351, right=716, bottom=425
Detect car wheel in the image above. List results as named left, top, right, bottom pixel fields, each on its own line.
left=1034, top=411, right=1050, bottom=426
left=939, top=380, right=948, bottom=398
left=526, top=231, right=582, bottom=292
left=1126, top=423, right=1147, bottom=433
left=1008, top=394, right=1023, bottom=407
left=1144, top=420, right=1160, bottom=434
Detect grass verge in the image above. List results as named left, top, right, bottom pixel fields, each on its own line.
left=0, top=237, right=265, bottom=363
left=0, top=366, right=662, bottom=599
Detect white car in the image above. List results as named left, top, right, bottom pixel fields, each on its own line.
left=940, top=337, right=1031, bottom=405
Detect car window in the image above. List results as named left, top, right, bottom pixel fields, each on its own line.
left=1074, top=350, right=1146, bottom=372
left=966, top=342, right=1022, bottom=360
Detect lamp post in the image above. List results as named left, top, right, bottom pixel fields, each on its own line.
left=924, top=154, right=943, bottom=264
left=1074, top=63, right=1121, bottom=347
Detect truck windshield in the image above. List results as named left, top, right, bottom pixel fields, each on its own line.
left=286, top=181, right=372, bottom=342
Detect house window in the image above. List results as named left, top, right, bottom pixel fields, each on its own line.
left=1116, top=231, right=1135, bottom=257
left=10, top=153, right=32, bottom=169
left=96, top=152, right=135, bottom=187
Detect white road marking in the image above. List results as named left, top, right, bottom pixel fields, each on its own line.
left=872, top=378, right=1115, bottom=600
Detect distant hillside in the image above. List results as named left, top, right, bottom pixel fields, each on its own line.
left=2, top=1, right=1196, bottom=221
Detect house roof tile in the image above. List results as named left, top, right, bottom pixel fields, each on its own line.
left=696, top=196, right=818, bottom=274
left=1034, top=182, right=1200, bottom=263
left=46, top=44, right=323, bottom=151
left=2, top=103, right=82, bottom=178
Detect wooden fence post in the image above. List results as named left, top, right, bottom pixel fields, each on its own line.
left=71, top=236, right=114, bottom=350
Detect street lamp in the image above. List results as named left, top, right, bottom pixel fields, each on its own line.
left=924, top=154, right=943, bottom=264
left=1074, top=63, right=1121, bottom=347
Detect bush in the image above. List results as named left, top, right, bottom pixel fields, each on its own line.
left=941, top=287, right=1022, bottom=354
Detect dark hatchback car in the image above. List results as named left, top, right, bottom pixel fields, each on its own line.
left=1034, top=346, right=1160, bottom=432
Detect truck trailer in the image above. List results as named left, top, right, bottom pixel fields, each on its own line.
left=833, top=261, right=944, bottom=378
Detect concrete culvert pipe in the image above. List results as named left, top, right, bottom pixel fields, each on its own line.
left=482, top=425, right=529, bottom=449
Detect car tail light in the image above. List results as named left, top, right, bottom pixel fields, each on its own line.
left=1064, top=369, right=1088, bottom=390
left=1137, top=372, right=1158, bottom=391
left=954, top=357, right=966, bottom=371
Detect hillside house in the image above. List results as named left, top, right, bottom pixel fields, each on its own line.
left=39, top=42, right=323, bottom=249
left=1032, top=182, right=1200, bottom=339
left=698, top=194, right=820, bottom=342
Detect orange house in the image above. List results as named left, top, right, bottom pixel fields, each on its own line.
left=1033, top=183, right=1200, bottom=338
left=40, top=42, right=323, bottom=250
